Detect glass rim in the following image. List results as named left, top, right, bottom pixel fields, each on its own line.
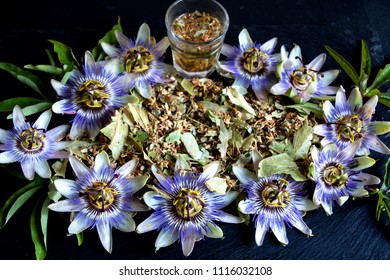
left=165, top=0, right=230, bottom=46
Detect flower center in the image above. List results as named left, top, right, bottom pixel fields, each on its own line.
left=76, top=80, right=109, bottom=108
left=19, top=128, right=45, bottom=152
left=291, top=66, right=317, bottom=93
left=323, top=164, right=348, bottom=188
left=85, top=181, right=118, bottom=211
left=242, top=48, right=268, bottom=73
left=125, top=45, right=154, bottom=73
left=261, top=178, right=290, bottom=208
left=173, top=188, right=205, bottom=220
left=336, top=115, right=363, bottom=142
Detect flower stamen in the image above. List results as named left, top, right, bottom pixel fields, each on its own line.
left=262, top=178, right=290, bottom=208
left=125, top=46, right=155, bottom=73
left=242, top=47, right=268, bottom=73
left=76, top=80, right=109, bottom=108
left=173, top=188, right=205, bottom=220
left=323, top=164, right=348, bottom=188
left=85, top=181, right=118, bottom=211
left=336, top=115, right=363, bottom=142
left=291, top=66, right=317, bottom=92
left=20, top=128, right=46, bottom=152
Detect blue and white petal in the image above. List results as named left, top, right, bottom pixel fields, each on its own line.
left=137, top=158, right=243, bottom=256
left=49, top=151, right=148, bottom=253
left=155, top=226, right=180, bottom=250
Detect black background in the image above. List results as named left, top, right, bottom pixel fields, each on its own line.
left=0, top=0, right=389, bottom=260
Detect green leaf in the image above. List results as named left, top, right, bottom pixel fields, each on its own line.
left=48, top=39, right=80, bottom=69
left=40, top=197, right=50, bottom=250
left=76, top=232, right=84, bottom=246
left=45, top=48, right=56, bottom=66
left=324, top=45, right=359, bottom=85
left=367, top=63, right=390, bottom=93
left=92, top=17, right=123, bottom=61
left=376, top=158, right=390, bottom=220
left=366, top=88, right=381, bottom=98
left=360, top=40, right=371, bottom=79
left=0, top=97, right=46, bottom=113
left=379, top=93, right=390, bottom=108
left=5, top=186, right=42, bottom=226
left=0, top=163, right=25, bottom=178
left=0, top=177, right=45, bottom=229
left=6, top=102, right=52, bottom=119
left=30, top=195, right=47, bottom=260
left=24, top=64, right=64, bottom=76
left=0, top=62, right=46, bottom=96
left=382, top=157, right=390, bottom=190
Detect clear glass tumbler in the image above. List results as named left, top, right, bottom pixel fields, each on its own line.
left=165, top=0, right=229, bottom=79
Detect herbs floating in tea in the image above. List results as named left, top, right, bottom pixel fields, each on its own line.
left=172, top=10, right=223, bottom=43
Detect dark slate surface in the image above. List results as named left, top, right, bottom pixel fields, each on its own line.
left=0, top=0, right=389, bottom=260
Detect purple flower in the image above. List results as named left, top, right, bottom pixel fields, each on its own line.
left=0, top=105, right=70, bottom=180
left=136, top=160, right=244, bottom=256
left=217, top=28, right=278, bottom=101
left=270, top=44, right=339, bottom=103
left=101, top=23, right=171, bottom=99
left=51, top=51, right=130, bottom=140
left=233, top=162, right=316, bottom=246
left=48, top=151, right=149, bottom=253
left=311, top=142, right=380, bottom=215
left=314, top=86, right=390, bottom=155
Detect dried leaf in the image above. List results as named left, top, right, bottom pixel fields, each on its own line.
left=179, top=78, right=196, bottom=96
left=205, top=177, right=228, bottom=194
left=51, top=159, right=68, bottom=178
left=124, top=103, right=150, bottom=132
left=101, top=111, right=129, bottom=160
left=292, top=122, right=313, bottom=160
left=181, top=132, right=202, bottom=160
left=258, top=153, right=307, bottom=181
left=165, top=129, right=182, bottom=143
left=217, top=121, right=232, bottom=160
left=224, top=86, right=256, bottom=115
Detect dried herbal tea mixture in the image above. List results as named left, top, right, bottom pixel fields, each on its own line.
left=87, top=74, right=319, bottom=193
left=169, top=11, right=225, bottom=74
left=172, top=10, right=223, bottom=43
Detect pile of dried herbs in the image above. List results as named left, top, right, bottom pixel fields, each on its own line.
left=75, top=74, right=320, bottom=195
